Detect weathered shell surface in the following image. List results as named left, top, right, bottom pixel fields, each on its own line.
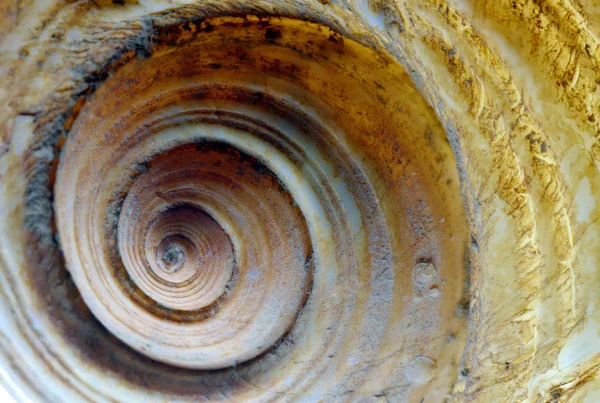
left=0, top=0, right=598, bottom=402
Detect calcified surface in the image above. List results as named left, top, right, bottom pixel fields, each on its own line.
left=0, top=0, right=599, bottom=402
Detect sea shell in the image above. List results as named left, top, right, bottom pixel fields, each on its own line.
left=0, top=1, right=598, bottom=402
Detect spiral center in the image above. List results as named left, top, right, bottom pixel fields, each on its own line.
left=119, top=202, right=236, bottom=312
left=157, top=237, right=187, bottom=273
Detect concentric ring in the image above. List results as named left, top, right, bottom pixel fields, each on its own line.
left=123, top=204, right=235, bottom=311
left=50, top=16, right=468, bottom=399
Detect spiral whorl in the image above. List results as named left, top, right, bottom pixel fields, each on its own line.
left=60, top=133, right=318, bottom=368
left=2, top=0, right=600, bottom=399
left=48, top=18, right=468, bottom=396
left=0, top=13, right=481, bottom=402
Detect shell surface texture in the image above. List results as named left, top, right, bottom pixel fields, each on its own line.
left=0, top=1, right=599, bottom=402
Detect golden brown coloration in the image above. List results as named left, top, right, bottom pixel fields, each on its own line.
left=0, top=1, right=598, bottom=402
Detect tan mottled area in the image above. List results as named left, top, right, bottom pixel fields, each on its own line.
left=0, top=0, right=598, bottom=402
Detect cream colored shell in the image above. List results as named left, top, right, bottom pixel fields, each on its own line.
left=0, top=1, right=598, bottom=402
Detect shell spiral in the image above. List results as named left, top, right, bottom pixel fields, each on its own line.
left=0, top=1, right=600, bottom=402
left=51, top=18, right=467, bottom=395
